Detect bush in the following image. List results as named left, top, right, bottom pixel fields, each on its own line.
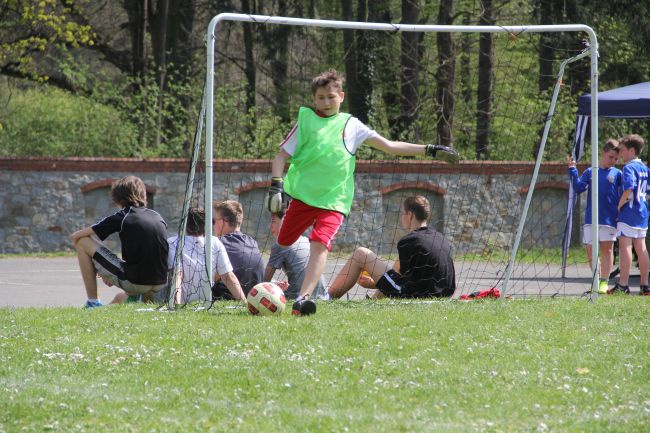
left=0, top=85, right=138, bottom=157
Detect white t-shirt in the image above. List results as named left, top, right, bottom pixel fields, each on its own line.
left=167, top=235, right=232, bottom=302
left=280, top=115, right=380, bottom=155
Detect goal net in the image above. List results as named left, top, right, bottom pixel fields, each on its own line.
left=167, top=14, right=599, bottom=309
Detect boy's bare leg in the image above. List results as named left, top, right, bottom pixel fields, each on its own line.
left=329, top=247, right=391, bottom=299
left=633, top=237, right=649, bottom=286
left=110, top=291, right=129, bottom=304
left=73, top=236, right=102, bottom=299
left=584, top=244, right=593, bottom=270
left=618, top=237, right=633, bottom=286
left=599, top=241, right=614, bottom=280
left=298, top=241, right=329, bottom=299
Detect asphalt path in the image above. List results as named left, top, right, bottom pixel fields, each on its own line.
left=2, top=256, right=631, bottom=308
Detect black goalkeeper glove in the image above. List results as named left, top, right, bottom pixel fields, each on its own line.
left=264, top=177, right=285, bottom=213
left=425, top=144, right=460, bottom=164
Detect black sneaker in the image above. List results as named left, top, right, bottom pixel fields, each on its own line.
left=292, top=298, right=317, bottom=316
left=607, top=283, right=630, bottom=295
left=640, top=286, right=650, bottom=296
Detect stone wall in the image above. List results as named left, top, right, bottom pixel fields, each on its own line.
left=0, top=157, right=582, bottom=255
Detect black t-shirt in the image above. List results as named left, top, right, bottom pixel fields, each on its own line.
left=397, top=226, right=456, bottom=297
left=92, top=206, right=169, bottom=285
left=219, top=231, right=264, bottom=295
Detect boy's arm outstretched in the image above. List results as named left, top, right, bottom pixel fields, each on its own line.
left=365, top=136, right=460, bottom=164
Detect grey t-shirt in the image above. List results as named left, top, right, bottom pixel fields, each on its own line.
left=268, top=236, right=326, bottom=299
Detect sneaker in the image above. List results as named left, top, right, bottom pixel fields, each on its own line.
left=292, top=298, right=317, bottom=316
left=598, top=280, right=609, bottom=294
left=640, top=286, right=650, bottom=296
left=83, top=299, right=104, bottom=308
left=606, top=284, right=630, bottom=295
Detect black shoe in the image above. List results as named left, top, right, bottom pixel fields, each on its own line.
left=640, top=286, right=650, bottom=296
left=292, top=298, right=317, bottom=316
left=607, top=283, right=630, bottom=295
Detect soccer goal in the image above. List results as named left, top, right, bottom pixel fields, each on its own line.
left=168, top=13, right=600, bottom=309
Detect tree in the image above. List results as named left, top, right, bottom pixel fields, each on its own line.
left=341, top=0, right=373, bottom=124
left=0, top=0, right=94, bottom=88
left=476, top=0, right=494, bottom=159
left=436, top=0, right=455, bottom=147
left=397, top=0, right=421, bottom=139
left=370, top=0, right=400, bottom=140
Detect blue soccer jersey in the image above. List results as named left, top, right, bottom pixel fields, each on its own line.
left=618, top=158, right=649, bottom=229
left=569, top=166, right=622, bottom=227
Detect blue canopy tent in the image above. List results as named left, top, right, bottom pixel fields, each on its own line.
left=563, top=81, right=650, bottom=277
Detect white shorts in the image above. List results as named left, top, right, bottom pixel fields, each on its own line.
left=616, top=222, right=648, bottom=239
left=582, top=224, right=617, bottom=245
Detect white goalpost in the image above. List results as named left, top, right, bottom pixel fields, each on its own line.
left=168, top=13, right=600, bottom=309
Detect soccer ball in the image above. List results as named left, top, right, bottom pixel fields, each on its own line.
left=247, top=282, right=286, bottom=316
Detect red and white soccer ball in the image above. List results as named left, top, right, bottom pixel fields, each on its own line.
left=247, top=282, right=286, bottom=316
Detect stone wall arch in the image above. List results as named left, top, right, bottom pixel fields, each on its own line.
left=377, top=182, right=446, bottom=255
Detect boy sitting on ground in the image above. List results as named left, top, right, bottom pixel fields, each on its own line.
left=70, top=175, right=169, bottom=307
left=211, top=200, right=265, bottom=299
left=328, top=196, right=456, bottom=300
left=168, top=207, right=245, bottom=305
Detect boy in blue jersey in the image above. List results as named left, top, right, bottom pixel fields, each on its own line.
left=266, top=69, right=460, bottom=315
left=610, top=134, right=650, bottom=295
left=568, top=139, right=622, bottom=294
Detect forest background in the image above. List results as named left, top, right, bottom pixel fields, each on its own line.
left=1, top=0, right=649, bottom=161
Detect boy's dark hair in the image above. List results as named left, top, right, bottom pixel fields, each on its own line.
left=111, top=176, right=147, bottom=207
left=403, top=196, right=431, bottom=222
left=602, top=138, right=619, bottom=153
left=186, top=207, right=205, bottom=236
left=311, top=69, right=344, bottom=95
left=213, top=200, right=243, bottom=227
left=619, top=134, right=645, bottom=156
left=271, top=210, right=285, bottom=219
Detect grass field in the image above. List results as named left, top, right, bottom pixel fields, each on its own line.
left=1, top=297, right=648, bottom=433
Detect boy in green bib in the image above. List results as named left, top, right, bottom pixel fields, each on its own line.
left=266, top=69, right=459, bottom=315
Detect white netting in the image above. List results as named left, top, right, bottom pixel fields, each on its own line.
left=168, top=16, right=598, bottom=308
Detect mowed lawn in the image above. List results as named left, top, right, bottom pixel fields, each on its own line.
left=1, top=298, right=648, bottom=433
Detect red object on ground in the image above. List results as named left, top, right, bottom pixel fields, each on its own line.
left=459, top=287, right=501, bottom=301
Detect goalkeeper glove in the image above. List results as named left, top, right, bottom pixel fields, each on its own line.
left=425, top=144, right=460, bottom=164
left=265, top=177, right=285, bottom=213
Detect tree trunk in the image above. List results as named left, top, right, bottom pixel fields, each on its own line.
left=123, top=0, right=147, bottom=79
left=370, top=0, right=400, bottom=140
left=476, top=0, right=494, bottom=160
left=436, top=0, right=455, bottom=147
left=148, top=0, right=170, bottom=149
left=270, top=0, right=291, bottom=124
left=398, top=0, right=421, bottom=139
left=242, top=0, right=257, bottom=144
left=341, top=0, right=373, bottom=123
left=537, top=0, right=555, bottom=92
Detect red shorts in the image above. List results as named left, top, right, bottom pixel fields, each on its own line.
left=278, top=199, right=344, bottom=251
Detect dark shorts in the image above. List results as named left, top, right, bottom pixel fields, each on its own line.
left=376, top=269, right=455, bottom=299
left=92, top=246, right=166, bottom=295
left=375, top=269, right=407, bottom=298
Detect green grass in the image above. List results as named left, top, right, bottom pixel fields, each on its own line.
left=1, top=298, right=648, bottom=433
